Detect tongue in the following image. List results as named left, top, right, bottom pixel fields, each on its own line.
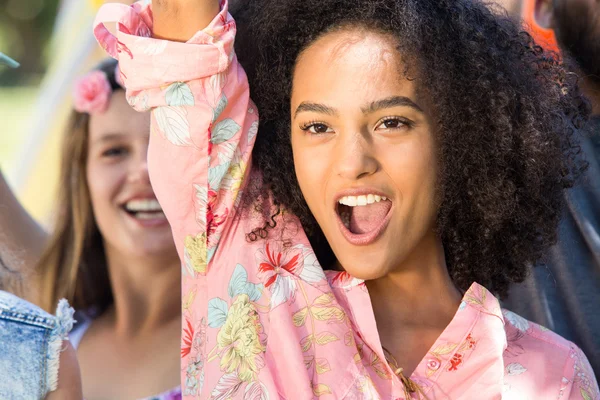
left=349, top=201, right=392, bottom=234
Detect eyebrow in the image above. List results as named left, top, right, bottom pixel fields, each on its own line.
left=294, top=95, right=423, bottom=119
left=92, top=133, right=128, bottom=145
left=294, top=102, right=339, bottom=119
left=361, top=96, right=423, bottom=114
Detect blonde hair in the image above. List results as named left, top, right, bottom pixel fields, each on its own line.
left=38, top=58, right=120, bottom=313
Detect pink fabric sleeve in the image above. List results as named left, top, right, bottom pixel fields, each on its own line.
left=93, top=0, right=257, bottom=276
left=562, top=344, right=599, bottom=400
left=92, top=3, right=279, bottom=398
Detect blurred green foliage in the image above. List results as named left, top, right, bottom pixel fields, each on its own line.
left=0, top=0, right=60, bottom=85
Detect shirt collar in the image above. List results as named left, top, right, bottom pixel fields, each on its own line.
left=327, top=273, right=507, bottom=399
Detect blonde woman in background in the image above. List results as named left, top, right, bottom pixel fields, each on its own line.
left=0, top=58, right=182, bottom=400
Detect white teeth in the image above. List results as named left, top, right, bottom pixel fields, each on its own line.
left=125, top=199, right=162, bottom=212
left=346, top=196, right=358, bottom=206
left=338, top=194, right=389, bottom=207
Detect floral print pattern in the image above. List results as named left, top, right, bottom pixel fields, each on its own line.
left=256, top=243, right=302, bottom=307
left=93, top=1, right=599, bottom=399
left=215, top=294, right=265, bottom=382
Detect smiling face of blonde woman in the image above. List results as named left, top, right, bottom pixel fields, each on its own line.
left=86, top=91, right=177, bottom=260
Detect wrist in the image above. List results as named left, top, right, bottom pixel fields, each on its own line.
left=153, top=0, right=220, bottom=42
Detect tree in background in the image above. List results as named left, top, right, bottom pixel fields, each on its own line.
left=0, top=0, right=60, bottom=85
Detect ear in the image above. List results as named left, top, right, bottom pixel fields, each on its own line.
left=533, top=0, right=554, bottom=29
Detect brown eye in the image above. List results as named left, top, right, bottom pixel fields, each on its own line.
left=102, top=147, right=128, bottom=157
left=302, top=122, right=334, bottom=135
left=384, top=119, right=401, bottom=128
left=311, top=123, right=331, bottom=134
left=375, top=117, right=411, bottom=131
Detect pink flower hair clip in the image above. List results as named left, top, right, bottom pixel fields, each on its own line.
left=72, top=70, right=112, bottom=114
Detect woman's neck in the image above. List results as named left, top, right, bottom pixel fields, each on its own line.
left=365, top=231, right=462, bottom=357
left=102, top=245, right=181, bottom=337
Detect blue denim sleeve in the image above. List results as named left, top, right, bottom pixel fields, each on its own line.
left=0, top=291, right=75, bottom=399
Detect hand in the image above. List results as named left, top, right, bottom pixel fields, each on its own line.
left=153, top=0, right=220, bottom=42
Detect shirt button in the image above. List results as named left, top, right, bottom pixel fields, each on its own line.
left=427, top=358, right=441, bottom=371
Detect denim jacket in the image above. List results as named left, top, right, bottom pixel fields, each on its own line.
left=0, top=291, right=74, bottom=399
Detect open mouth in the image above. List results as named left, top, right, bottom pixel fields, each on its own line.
left=122, top=198, right=166, bottom=221
left=336, top=194, right=392, bottom=245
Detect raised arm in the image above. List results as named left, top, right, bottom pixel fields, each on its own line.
left=94, top=2, right=267, bottom=397
left=0, top=169, right=47, bottom=301
left=153, top=0, right=220, bottom=42
left=94, top=0, right=255, bottom=272
left=93, top=6, right=359, bottom=400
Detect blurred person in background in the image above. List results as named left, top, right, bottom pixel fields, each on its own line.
left=493, top=0, right=524, bottom=16
left=535, top=0, right=600, bottom=115
left=0, top=51, right=82, bottom=400
left=502, top=0, right=600, bottom=378
left=0, top=58, right=182, bottom=399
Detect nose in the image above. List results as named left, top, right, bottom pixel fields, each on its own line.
left=334, top=131, right=379, bottom=180
left=128, top=150, right=150, bottom=184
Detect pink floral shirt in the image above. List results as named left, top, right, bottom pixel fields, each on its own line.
left=93, top=2, right=599, bottom=399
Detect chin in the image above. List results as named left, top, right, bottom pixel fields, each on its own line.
left=127, top=237, right=177, bottom=258
left=336, top=255, right=390, bottom=281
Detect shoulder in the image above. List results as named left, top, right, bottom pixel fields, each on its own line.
left=503, top=309, right=571, bottom=351
left=502, top=309, right=599, bottom=399
left=0, top=292, right=77, bottom=397
left=45, top=340, right=82, bottom=400
left=0, top=291, right=75, bottom=336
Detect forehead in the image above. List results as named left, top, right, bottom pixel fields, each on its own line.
left=88, top=90, right=150, bottom=142
left=292, top=29, right=415, bottom=105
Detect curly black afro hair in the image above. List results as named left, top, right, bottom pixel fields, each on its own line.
left=231, top=0, right=590, bottom=297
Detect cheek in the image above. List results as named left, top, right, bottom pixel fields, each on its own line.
left=292, top=138, right=329, bottom=207
left=384, top=136, right=438, bottom=209
left=86, top=163, right=118, bottom=214
left=291, top=136, right=308, bottom=192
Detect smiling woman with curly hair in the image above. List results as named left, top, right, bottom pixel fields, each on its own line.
left=95, top=0, right=598, bottom=397
left=233, top=0, right=589, bottom=299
